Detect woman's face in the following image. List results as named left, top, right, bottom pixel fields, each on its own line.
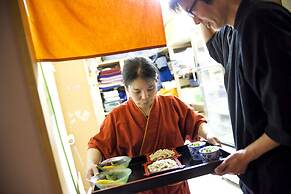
left=127, top=77, right=157, bottom=110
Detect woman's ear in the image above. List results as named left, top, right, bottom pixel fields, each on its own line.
left=125, top=86, right=129, bottom=93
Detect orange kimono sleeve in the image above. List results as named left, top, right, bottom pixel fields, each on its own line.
left=88, top=115, right=117, bottom=159
left=172, top=96, right=206, bottom=141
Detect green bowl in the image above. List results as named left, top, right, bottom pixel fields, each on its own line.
left=98, top=156, right=131, bottom=171
left=93, top=168, right=132, bottom=189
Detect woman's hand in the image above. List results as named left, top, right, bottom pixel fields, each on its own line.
left=205, top=134, right=221, bottom=146
left=86, top=163, right=99, bottom=180
left=86, top=148, right=102, bottom=179
left=198, top=123, right=221, bottom=146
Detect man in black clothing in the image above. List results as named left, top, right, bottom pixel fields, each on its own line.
left=168, top=0, right=291, bottom=194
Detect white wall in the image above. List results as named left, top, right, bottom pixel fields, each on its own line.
left=282, top=0, right=291, bottom=11
left=52, top=60, right=100, bottom=191
left=0, top=1, right=62, bottom=193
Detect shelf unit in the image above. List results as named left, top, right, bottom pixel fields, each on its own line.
left=167, top=35, right=234, bottom=146
left=85, top=58, right=128, bottom=118
left=96, top=60, right=127, bottom=115
left=197, top=64, right=234, bottom=146
left=167, top=41, right=204, bottom=112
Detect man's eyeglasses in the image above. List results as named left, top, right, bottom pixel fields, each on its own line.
left=186, top=0, right=198, bottom=17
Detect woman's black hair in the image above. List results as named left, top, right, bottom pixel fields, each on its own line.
left=122, top=57, right=159, bottom=88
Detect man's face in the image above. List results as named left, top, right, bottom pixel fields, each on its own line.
left=179, top=0, right=226, bottom=29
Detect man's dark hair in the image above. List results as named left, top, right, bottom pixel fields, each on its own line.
left=169, top=0, right=182, bottom=12
left=122, top=57, right=158, bottom=88
left=168, top=0, right=213, bottom=12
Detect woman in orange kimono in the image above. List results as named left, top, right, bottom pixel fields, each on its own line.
left=87, top=57, right=220, bottom=194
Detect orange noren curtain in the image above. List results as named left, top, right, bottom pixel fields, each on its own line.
left=22, top=0, right=166, bottom=61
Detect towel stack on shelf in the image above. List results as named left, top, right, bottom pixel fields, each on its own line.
left=97, top=67, right=127, bottom=113
left=98, top=68, right=123, bottom=91
left=102, top=90, right=122, bottom=112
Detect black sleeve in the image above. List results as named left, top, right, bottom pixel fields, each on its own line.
left=206, top=25, right=234, bottom=66
left=241, top=4, right=291, bottom=146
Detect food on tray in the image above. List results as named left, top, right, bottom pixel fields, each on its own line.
left=149, top=149, right=176, bottom=161
left=147, top=158, right=179, bottom=173
left=199, top=146, right=221, bottom=161
left=96, top=179, right=116, bottom=184
left=98, top=156, right=131, bottom=171
left=92, top=168, right=132, bottom=189
left=188, top=141, right=206, bottom=160
left=200, top=146, right=219, bottom=153
left=189, top=141, right=206, bottom=147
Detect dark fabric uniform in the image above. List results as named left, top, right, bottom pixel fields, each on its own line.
left=206, top=0, right=291, bottom=193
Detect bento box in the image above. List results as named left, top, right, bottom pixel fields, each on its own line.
left=144, top=157, right=185, bottom=176
left=146, top=148, right=180, bottom=162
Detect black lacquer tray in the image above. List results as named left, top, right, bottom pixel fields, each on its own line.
left=92, top=144, right=230, bottom=194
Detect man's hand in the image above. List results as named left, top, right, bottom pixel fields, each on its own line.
left=215, top=133, right=280, bottom=176
left=214, top=149, right=250, bottom=175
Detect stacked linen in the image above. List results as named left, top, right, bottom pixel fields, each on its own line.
left=98, top=68, right=123, bottom=91
left=102, top=90, right=121, bottom=112
left=103, top=90, right=120, bottom=103
left=99, top=68, right=121, bottom=77
left=99, top=74, right=123, bottom=84
left=97, top=67, right=127, bottom=113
